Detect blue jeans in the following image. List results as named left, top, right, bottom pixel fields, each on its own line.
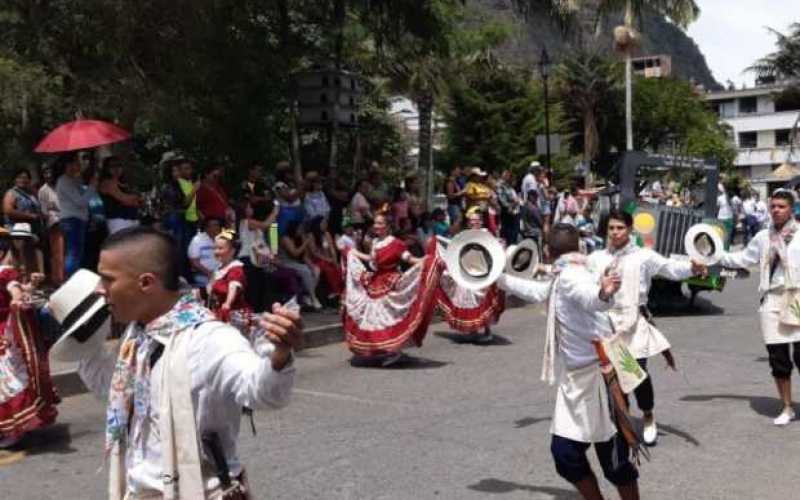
left=60, top=217, right=87, bottom=278
left=163, top=212, right=193, bottom=278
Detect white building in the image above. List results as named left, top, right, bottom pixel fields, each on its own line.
left=705, top=81, right=800, bottom=195
left=388, top=96, right=445, bottom=166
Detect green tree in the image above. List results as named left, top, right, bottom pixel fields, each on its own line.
left=632, top=77, right=735, bottom=169
left=555, top=50, right=622, bottom=167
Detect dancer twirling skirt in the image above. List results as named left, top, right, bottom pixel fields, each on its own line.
left=343, top=213, right=443, bottom=366
left=0, top=254, right=58, bottom=448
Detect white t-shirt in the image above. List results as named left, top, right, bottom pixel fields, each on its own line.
left=742, top=198, right=756, bottom=216
left=336, top=234, right=356, bottom=252
left=188, top=232, right=218, bottom=286
left=717, top=193, right=733, bottom=220
left=520, top=173, right=538, bottom=198
left=237, top=220, right=265, bottom=258
left=349, top=192, right=371, bottom=224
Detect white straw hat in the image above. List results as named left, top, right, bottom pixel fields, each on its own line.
left=10, top=223, right=38, bottom=243
left=49, top=269, right=110, bottom=362
left=442, top=229, right=506, bottom=290
left=684, top=223, right=724, bottom=266
left=505, top=238, right=540, bottom=280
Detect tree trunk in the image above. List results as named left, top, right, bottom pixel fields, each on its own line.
left=290, top=99, right=303, bottom=181
left=624, top=0, right=634, bottom=151
left=353, top=129, right=363, bottom=174
left=416, top=94, right=434, bottom=209
left=328, top=0, right=345, bottom=177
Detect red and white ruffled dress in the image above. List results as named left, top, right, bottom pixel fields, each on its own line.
left=209, top=260, right=265, bottom=347
left=435, top=275, right=505, bottom=334
left=343, top=236, right=443, bottom=357
left=0, top=266, right=58, bottom=444
left=434, top=236, right=505, bottom=334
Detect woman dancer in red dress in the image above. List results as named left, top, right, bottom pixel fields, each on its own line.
left=436, top=206, right=505, bottom=344
left=343, top=213, right=443, bottom=366
left=0, top=239, right=57, bottom=448
left=207, top=229, right=272, bottom=352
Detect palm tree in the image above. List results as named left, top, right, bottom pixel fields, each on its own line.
left=515, top=1, right=700, bottom=150
left=748, top=23, right=800, bottom=155
left=599, top=0, right=700, bottom=151
left=385, top=48, right=450, bottom=208
left=748, top=23, right=800, bottom=82
left=556, top=50, right=622, bottom=167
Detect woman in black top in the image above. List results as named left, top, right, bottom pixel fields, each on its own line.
left=98, top=156, right=141, bottom=234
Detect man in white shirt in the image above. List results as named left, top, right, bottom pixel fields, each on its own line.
left=498, top=224, right=640, bottom=500
left=587, top=209, right=706, bottom=445
left=742, top=192, right=757, bottom=244
left=720, top=190, right=800, bottom=426
left=520, top=162, right=540, bottom=200
left=717, top=185, right=734, bottom=248
left=188, top=218, right=222, bottom=286
left=79, top=226, right=301, bottom=498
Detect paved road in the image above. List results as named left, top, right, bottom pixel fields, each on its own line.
left=3, top=273, right=800, bottom=499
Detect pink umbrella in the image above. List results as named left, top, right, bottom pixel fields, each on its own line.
left=34, top=119, right=131, bottom=153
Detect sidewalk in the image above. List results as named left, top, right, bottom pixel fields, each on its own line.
left=51, top=308, right=345, bottom=398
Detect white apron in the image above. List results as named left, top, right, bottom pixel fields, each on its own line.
left=759, top=291, right=800, bottom=345
left=608, top=255, right=670, bottom=360
left=550, top=363, right=617, bottom=444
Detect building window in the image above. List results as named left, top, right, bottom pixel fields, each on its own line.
left=776, top=129, right=793, bottom=147
left=715, top=99, right=736, bottom=118
left=738, top=131, right=757, bottom=148
left=738, top=96, right=757, bottom=114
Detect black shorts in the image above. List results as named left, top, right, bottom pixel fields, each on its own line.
left=766, top=342, right=800, bottom=379
left=550, top=434, right=638, bottom=486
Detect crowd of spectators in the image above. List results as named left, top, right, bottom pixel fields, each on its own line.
left=7, top=151, right=608, bottom=314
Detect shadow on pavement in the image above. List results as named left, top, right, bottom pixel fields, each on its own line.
left=349, top=354, right=449, bottom=370
left=16, top=424, right=84, bottom=456
left=629, top=417, right=700, bottom=446
left=433, top=331, right=513, bottom=346
left=755, top=356, right=768, bottom=363
left=650, top=295, right=725, bottom=317
left=467, top=478, right=580, bottom=498
left=513, top=416, right=551, bottom=429
left=680, top=394, right=782, bottom=418
left=658, top=423, right=701, bottom=447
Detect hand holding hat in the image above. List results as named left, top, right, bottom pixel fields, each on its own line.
left=48, top=269, right=111, bottom=363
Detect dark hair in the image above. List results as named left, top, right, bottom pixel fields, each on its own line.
left=431, top=207, right=445, bottom=218
left=772, top=190, right=795, bottom=206
left=100, top=156, right=122, bottom=180
left=82, top=165, right=97, bottom=185
left=606, top=209, right=633, bottom=228
left=53, top=152, right=78, bottom=179
left=285, top=220, right=304, bottom=243
left=307, top=215, right=326, bottom=247
left=12, top=168, right=31, bottom=181
left=392, top=186, right=405, bottom=202
left=547, top=223, right=580, bottom=260
left=101, top=226, right=181, bottom=291
left=204, top=217, right=224, bottom=230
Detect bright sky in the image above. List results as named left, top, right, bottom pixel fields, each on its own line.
left=687, top=0, right=798, bottom=87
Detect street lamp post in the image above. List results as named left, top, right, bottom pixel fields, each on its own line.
left=539, top=47, right=553, bottom=185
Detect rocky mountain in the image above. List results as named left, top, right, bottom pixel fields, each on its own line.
left=472, top=0, right=721, bottom=90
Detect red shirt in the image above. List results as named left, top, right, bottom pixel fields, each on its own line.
left=196, top=182, right=229, bottom=221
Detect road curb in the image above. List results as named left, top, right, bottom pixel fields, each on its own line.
left=52, top=321, right=345, bottom=398
left=53, top=296, right=533, bottom=397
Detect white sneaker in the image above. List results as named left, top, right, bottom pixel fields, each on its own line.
left=773, top=408, right=795, bottom=426
left=643, top=419, right=658, bottom=446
